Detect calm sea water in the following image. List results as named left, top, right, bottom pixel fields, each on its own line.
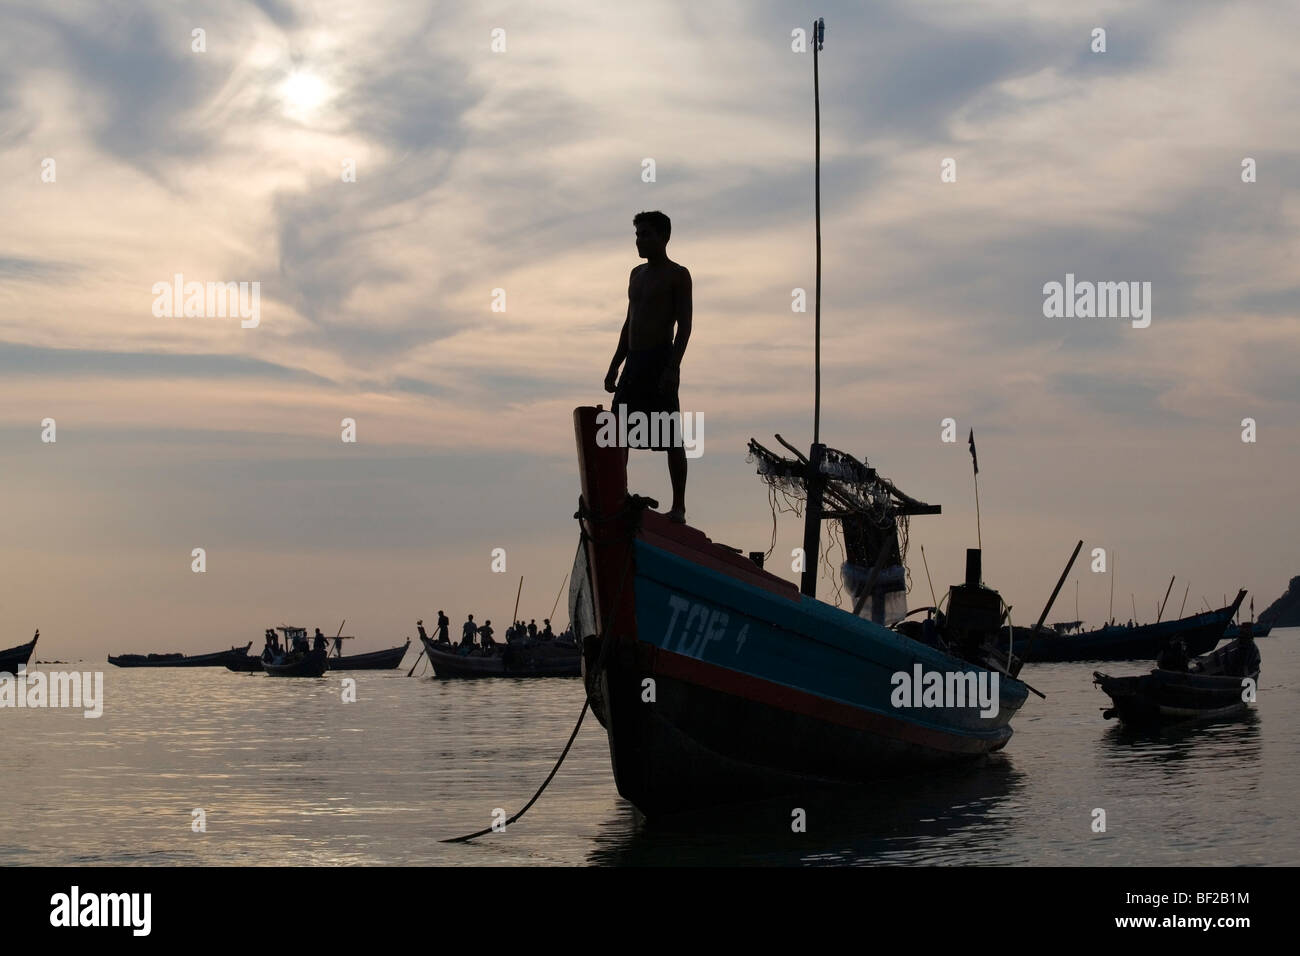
left=3, top=632, right=1296, bottom=866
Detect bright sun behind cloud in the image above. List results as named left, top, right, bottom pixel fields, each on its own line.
left=278, top=69, right=333, bottom=120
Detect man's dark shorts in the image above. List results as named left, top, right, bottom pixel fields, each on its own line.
left=613, top=344, right=681, bottom=451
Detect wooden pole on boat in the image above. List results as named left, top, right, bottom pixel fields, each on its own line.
left=1130, top=593, right=1137, bottom=623
left=550, top=572, right=569, bottom=622
left=920, top=544, right=938, bottom=607
left=1156, top=576, right=1175, bottom=622
left=1108, top=551, right=1115, bottom=624
left=800, top=17, right=827, bottom=600
left=1013, top=539, right=1083, bottom=676
left=512, top=576, right=524, bottom=628
left=1178, top=583, right=1189, bottom=618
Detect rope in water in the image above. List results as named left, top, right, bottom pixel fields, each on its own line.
left=441, top=513, right=638, bottom=844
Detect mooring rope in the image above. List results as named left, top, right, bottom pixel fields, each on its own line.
left=441, top=510, right=639, bottom=844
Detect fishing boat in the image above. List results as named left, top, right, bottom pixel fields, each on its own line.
left=0, top=630, right=39, bottom=673
left=563, top=21, right=1071, bottom=820
left=108, top=642, right=252, bottom=668
left=1011, top=591, right=1245, bottom=663
left=1225, top=599, right=1272, bottom=639
left=261, top=627, right=329, bottom=678
left=416, top=621, right=580, bottom=678
left=572, top=403, right=1066, bottom=818
left=1225, top=621, right=1271, bottom=639
left=1093, top=636, right=1261, bottom=726
left=326, top=640, right=410, bottom=670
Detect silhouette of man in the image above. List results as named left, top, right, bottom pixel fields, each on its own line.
left=461, top=615, right=477, bottom=648
left=605, top=210, right=692, bottom=523
left=436, top=610, right=450, bottom=643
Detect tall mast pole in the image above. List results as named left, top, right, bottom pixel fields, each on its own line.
left=813, top=16, right=823, bottom=447
left=800, top=16, right=827, bottom=599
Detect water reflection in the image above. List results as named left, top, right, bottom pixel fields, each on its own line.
left=587, top=758, right=1027, bottom=865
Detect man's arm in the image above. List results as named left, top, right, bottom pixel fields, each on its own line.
left=605, top=301, right=630, bottom=392
left=661, top=267, right=692, bottom=392
left=671, top=267, right=692, bottom=367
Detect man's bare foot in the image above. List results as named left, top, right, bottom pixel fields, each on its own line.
left=667, top=507, right=686, bottom=524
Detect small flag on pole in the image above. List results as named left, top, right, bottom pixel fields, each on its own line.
left=968, top=429, right=979, bottom=475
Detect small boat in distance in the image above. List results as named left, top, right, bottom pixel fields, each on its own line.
left=1012, top=590, right=1245, bottom=663
left=109, top=642, right=252, bottom=668
left=416, top=621, right=580, bottom=678
left=1225, top=598, right=1272, bottom=639
left=261, top=627, right=329, bottom=677
left=1093, top=635, right=1261, bottom=726
left=326, top=639, right=410, bottom=670
left=0, top=630, right=39, bottom=673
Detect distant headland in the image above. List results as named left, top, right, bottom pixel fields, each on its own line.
left=1259, top=576, right=1300, bottom=628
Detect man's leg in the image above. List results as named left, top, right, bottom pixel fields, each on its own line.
left=667, top=445, right=687, bottom=521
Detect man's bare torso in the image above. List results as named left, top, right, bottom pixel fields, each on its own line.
left=628, top=260, right=688, bottom=350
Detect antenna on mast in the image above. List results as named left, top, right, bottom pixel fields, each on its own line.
left=800, top=16, right=828, bottom=599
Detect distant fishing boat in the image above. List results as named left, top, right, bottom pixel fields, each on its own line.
left=109, top=642, right=252, bottom=668
left=326, top=640, right=410, bottom=670
left=0, top=630, right=39, bottom=673
left=416, top=622, right=579, bottom=678
left=1093, top=636, right=1261, bottom=726
left=261, top=627, right=328, bottom=677
left=1224, top=621, right=1271, bottom=639
left=1225, top=598, right=1271, bottom=639
left=225, top=653, right=263, bottom=672
left=1011, top=591, right=1245, bottom=662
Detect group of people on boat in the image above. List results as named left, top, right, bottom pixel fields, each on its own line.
left=426, top=610, right=572, bottom=656
left=261, top=627, right=330, bottom=663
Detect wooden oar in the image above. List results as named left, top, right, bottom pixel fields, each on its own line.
left=408, top=620, right=429, bottom=677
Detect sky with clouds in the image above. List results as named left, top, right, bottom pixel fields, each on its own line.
left=2, top=0, right=1297, bottom=656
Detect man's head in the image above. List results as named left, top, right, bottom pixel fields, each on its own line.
left=634, top=210, right=671, bottom=258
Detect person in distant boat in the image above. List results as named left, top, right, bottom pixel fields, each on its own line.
left=605, top=210, right=692, bottom=524
left=1156, top=637, right=1188, bottom=672
left=263, top=629, right=278, bottom=662
left=542, top=619, right=554, bottom=640
left=333, top=635, right=344, bottom=656
left=1225, top=631, right=1260, bottom=677
left=313, top=628, right=328, bottom=653
left=436, top=610, right=451, bottom=643
left=479, top=620, right=495, bottom=652
left=461, top=615, right=478, bottom=648
left=528, top=619, right=538, bottom=640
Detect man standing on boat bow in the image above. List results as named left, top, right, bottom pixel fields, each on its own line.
left=604, top=210, right=693, bottom=523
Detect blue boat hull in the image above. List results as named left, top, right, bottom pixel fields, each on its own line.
left=573, top=406, right=1029, bottom=819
